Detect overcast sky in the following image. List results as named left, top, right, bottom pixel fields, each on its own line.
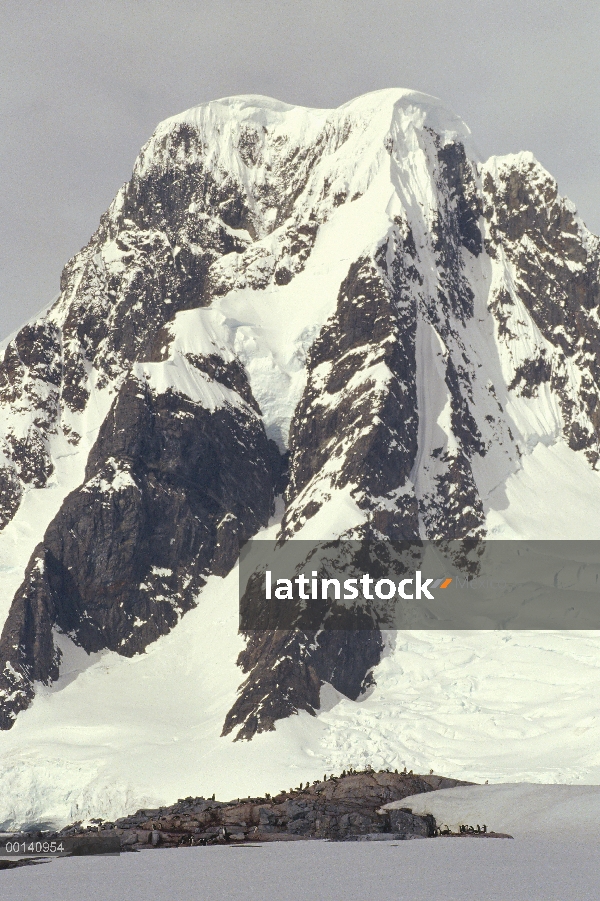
left=1, top=0, right=598, bottom=340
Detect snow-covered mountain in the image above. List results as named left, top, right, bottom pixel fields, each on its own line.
left=1, top=88, right=600, bottom=827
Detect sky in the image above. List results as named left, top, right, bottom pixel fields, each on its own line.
left=1, top=0, right=598, bottom=340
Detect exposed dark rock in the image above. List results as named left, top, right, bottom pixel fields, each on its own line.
left=508, top=353, right=552, bottom=398
left=5, top=430, right=54, bottom=488
left=9, top=770, right=471, bottom=849
left=436, top=141, right=483, bottom=258
left=220, top=245, right=425, bottom=740
left=283, top=250, right=420, bottom=539
left=483, top=157, right=600, bottom=464
left=222, top=628, right=383, bottom=741
left=0, top=106, right=345, bottom=536
left=0, top=467, right=23, bottom=529
left=388, top=808, right=436, bottom=836
left=185, top=353, right=261, bottom=412
left=224, top=201, right=492, bottom=737
left=0, top=550, right=61, bottom=729
left=0, top=375, right=282, bottom=726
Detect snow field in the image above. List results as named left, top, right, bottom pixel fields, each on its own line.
left=387, top=782, right=600, bottom=839
left=2, top=837, right=600, bottom=901
left=2, top=535, right=600, bottom=827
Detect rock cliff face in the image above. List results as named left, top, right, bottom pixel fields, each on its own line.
left=0, top=377, right=281, bottom=727
left=0, top=89, right=599, bottom=738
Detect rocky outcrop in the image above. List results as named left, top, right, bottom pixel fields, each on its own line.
left=0, top=373, right=282, bottom=727
left=483, top=153, right=600, bottom=465
left=222, top=627, right=384, bottom=741
left=222, top=246, right=423, bottom=740
left=282, top=251, right=420, bottom=540
left=12, top=770, right=471, bottom=849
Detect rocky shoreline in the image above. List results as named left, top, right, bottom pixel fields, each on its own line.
left=3, top=770, right=478, bottom=853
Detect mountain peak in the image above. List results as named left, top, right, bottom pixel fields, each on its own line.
left=0, top=88, right=599, bottom=826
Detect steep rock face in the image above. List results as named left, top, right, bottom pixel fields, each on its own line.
left=0, top=89, right=599, bottom=745
left=482, top=153, right=600, bottom=464
left=224, top=247, right=421, bottom=739
left=222, top=626, right=384, bottom=741
left=0, top=371, right=281, bottom=727
left=282, top=251, right=420, bottom=540
left=224, top=133, right=600, bottom=740
left=274, top=120, right=503, bottom=548
left=0, top=321, right=61, bottom=512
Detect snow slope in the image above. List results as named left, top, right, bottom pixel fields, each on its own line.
left=386, top=782, right=600, bottom=838
left=1, top=516, right=600, bottom=827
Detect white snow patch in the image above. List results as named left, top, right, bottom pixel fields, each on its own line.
left=385, top=782, right=600, bottom=838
